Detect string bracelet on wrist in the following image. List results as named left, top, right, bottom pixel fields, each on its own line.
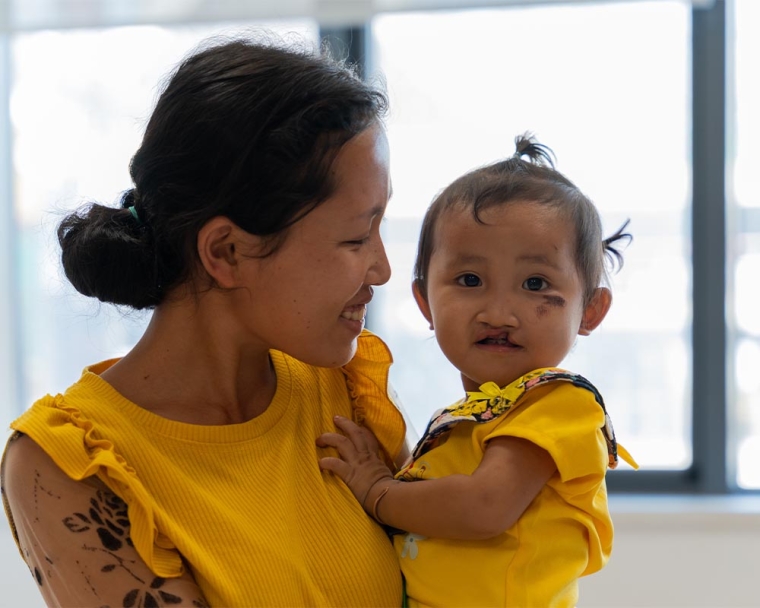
left=371, top=482, right=395, bottom=525
left=358, top=486, right=372, bottom=508
left=360, top=478, right=388, bottom=512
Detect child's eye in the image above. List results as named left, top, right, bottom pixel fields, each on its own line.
left=457, top=274, right=482, bottom=287
left=523, top=277, right=548, bottom=291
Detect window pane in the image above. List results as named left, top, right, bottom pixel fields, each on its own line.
left=730, top=0, right=760, bottom=489
left=370, top=1, right=691, bottom=468
left=11, top=21, right=317, bottom=414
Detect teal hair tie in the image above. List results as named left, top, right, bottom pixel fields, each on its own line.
left=127, top=205, right=141, bottom=225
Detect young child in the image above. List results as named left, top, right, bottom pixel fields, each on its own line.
left=317, top=134, right=638, bottom=608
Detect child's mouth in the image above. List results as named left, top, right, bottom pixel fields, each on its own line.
left=477, top=334, right=520, bottom=348
left=480, top=337, right=508, bottom=345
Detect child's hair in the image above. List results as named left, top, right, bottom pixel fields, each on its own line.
left=413, top=133, right=630, bottom=306
left=57, top=33, right=388, bottom=310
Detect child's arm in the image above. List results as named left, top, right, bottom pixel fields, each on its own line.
left=394, top=440, right=412, bottom=470
left=317, top=416, right=556, bottom=540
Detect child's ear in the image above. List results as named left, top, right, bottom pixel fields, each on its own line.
left=197, top=216, right=252, bottom=289
left=579, top=287, right=612, bottom=336
left=411, top=280, right=434, bottom=330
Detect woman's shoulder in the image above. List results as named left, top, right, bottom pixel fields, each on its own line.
left=2, top=431, right=65, bottom=484
left=1, top=432, right=100, bottom=548
left=2, top=430, right=104, bottom=507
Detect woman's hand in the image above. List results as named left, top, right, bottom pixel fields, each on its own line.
left=317, top=416, right=395, bottom=515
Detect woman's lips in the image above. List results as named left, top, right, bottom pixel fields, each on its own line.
left=340, top=305, right=366, bottom=322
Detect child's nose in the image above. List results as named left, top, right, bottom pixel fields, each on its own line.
left=480, top=296, right=520, bottom=328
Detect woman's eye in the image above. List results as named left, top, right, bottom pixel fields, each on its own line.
left=346, top=237, right=370, bottom=246
left=457, top=274, right=481, bottom=287
left=523, top=277, right=547, bottom=291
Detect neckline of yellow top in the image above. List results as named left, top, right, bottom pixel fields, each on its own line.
left=70, top=351, right=294, bottom=443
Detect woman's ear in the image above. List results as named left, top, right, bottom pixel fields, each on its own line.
left=579, top=287, right=612, bottom=336
left=196, top=216, right=248, bottom=289
left=412, top=280, right=434, bottom=330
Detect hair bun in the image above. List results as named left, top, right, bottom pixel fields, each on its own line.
left=57, top=199, right=160, bottom=309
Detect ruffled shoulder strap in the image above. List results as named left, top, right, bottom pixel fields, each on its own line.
left=9, top=392, right=183, bottom=578
left=341, top=330, right=407, bottom=468
left=408, top=368, right=638, bottom=470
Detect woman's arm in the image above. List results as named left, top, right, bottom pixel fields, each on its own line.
left=2, top=434, right=209, bottom=608
left=318, top=416, right=556, bottom=540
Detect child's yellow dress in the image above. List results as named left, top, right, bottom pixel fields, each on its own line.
left=395, top=368, right=637, bottom=608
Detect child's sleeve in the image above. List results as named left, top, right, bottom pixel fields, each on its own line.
left=481, top=381, right=610, bottom=483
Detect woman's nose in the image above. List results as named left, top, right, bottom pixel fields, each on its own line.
left=367, top=236, right=391, bottom=286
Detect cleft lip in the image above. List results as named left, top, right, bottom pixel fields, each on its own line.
left=476, top=330, right=521, bottom=348
left=476, top=329, right=508, bottom=342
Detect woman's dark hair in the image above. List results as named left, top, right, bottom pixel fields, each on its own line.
left=58, top=33, right=389, bottom=309
left=413, top=133, right=631, bottom=306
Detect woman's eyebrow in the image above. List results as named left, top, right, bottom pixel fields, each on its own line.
left=355, top=205, right=388, bottom=221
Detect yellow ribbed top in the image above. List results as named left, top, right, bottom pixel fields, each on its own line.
left=8, top=330, right=406, bottom=607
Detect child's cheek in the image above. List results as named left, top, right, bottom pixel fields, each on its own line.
left=535, top=295, right=566, bottom=318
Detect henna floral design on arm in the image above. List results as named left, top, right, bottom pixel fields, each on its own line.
left=4, top=437, right=209, bottom=607
left=59, top=488, right=209, bottom=607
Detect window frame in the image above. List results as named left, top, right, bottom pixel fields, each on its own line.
left=0, top=0, right=748, bottom=494
left=325, top=0, right=742, bottom=495
left=604, top=0, right=730, bottom=494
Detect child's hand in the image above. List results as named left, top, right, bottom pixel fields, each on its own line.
left=317, top=416, right=394, bottom=514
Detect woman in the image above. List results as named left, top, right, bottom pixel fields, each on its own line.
left=1, top=34, right=407, bottom=607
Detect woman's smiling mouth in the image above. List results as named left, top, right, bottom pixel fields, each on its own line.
left=340, top=305, right=366, bottom=322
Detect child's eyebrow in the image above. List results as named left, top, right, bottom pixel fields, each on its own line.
left=517, top=254, right=562, bottom=270
left=451, top=253, right=488, bottom=265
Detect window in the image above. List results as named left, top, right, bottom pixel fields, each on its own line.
left=3, top=19, right=317, bottom=432
left=370, top=1, right=691, bottom=472
left=0, top=0, right=753, bottom=493
left=730, top=0, right=760, bottom=489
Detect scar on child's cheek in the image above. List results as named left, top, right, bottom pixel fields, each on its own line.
left=543, top=295, right=566, bottom=308
left=536, top=295, right=566, bottom=317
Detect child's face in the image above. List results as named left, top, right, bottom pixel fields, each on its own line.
left=414, top=200, right=607, bottom=392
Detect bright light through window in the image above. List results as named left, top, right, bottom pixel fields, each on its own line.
left=370, top=1, right=691, bottom=468
left=731, top=0, right=760, bottom=489
left=11, top=21, right=317, bottom=416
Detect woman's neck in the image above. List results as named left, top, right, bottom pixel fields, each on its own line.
left=100, top=295, right=277, bottom=426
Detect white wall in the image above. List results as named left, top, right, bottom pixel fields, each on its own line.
left=580, top=496, right=760, bottom=608
left=2, top=495, right=759, bottom=607
left=0, top=517, right=43, bottom=608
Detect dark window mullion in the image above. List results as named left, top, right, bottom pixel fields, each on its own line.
left=692, top=0, right=728, bottom=493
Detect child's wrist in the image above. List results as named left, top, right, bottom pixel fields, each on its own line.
left=363, top=479, right=397, bottom=524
